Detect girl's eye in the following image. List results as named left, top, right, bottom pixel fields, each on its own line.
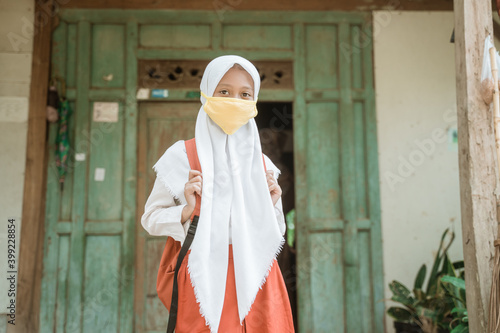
left=219, top=89, right=229, bottom=95
left=242, top=92, right=251, bottom=98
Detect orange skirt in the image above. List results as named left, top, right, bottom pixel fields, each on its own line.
left=175, top=244, right=295, bottom=333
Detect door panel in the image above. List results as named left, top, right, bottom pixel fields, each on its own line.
left=135, top=102, right=199, bottom=332
left=40, top=21, right=136, bottom=333
left=296, top=20, right=384, bottom=333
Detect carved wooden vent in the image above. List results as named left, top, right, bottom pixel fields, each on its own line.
left=138, top=60, right=293, bottom=90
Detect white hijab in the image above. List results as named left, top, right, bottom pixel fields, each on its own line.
left=183, top=55, right=285, bottom=332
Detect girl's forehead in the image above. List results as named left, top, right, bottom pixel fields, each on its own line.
left=216, top=66, right=254, bottom=89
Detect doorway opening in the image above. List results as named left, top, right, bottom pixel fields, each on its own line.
left=255, top=101, right=297, bottom=329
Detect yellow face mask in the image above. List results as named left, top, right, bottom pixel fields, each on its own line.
left=201, top=91, right=258, bottom=135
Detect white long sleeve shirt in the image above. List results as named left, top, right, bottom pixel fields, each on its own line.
left=141, top=175, right=286, bottom=245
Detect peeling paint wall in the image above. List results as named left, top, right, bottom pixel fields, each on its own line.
left=373, top=11, right=461, bottom=333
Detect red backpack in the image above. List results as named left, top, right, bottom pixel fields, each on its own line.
left=156, top=138, right=201, bottom=333
left=156, top=138, right=267, bottom=333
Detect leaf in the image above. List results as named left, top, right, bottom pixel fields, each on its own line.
left=389, top=280, right=415, bottom=308
left=387, top=307, right=413, bottom=322
left=414, top=264, right=427, bottom=290
left=413, top=288, right=426, bottom=302
left=450, top=324, right=469, bottom=333
left=416, top=305, right=439, bottom=321
left=451, top=307, right=468, bottom=316
left=441, top=287, right=464, bottom=309
left=441, top=276, right=466, bottom=290
left=441, top=254, right=456, bottom=277
left=427, top=229, right=450, bottom=294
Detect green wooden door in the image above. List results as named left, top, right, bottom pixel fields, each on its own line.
left=135, top=102, right=198, bottom=331
left=40, top=21, right=138, bottom=333
left=40, top=10, right=383, bottom=333
left=295, top=22, right=385, bottom=332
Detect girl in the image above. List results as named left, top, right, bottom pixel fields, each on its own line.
left=141, top=55, right=294, bottom=333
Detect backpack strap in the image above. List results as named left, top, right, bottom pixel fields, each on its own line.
left=166, top=138, right=201, bottom=333
left=185, top=138, right=202, bottom=220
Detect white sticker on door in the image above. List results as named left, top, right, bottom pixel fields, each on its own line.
left=93, top=102, right=119, bottom=122
left=94, top=167, right=106, bottom=181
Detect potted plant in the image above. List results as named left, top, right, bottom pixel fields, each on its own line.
left=387, top=229, right=466, bottom=333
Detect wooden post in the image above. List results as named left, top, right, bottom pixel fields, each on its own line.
left=454, top=1, right=499, bottom=331
left=11, top=1, right=53, bottom=332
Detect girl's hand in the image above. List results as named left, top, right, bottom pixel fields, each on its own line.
left=182, top=170, right=202, bottom=223
left=266, top=170, right=282, bottom=206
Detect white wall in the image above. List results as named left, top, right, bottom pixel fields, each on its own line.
left=0, top=0, right=33, bottom=327
left=373, top=11, right=461, bottom=333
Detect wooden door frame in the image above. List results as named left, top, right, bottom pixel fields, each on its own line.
left=17, top=1, right=54, bottom=332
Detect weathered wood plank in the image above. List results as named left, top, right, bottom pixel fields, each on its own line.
left=39, top=125, right=60, bottom=333
left=91, top=24, right=126, bottom=88
left=66, top=24, right=77, bottom=88
left=305, top=25, right=339, bottom=90
left=16, top=1, right=53, bottom=332
left=87, top=102, right=124, bottom=221
left=212, top=20, right=222, bottom=51
left=453, top=1, right=498, bottom=331
left=65, top=88, right=126, bottom=100
left=55, top=235, right=70, bottom=332
left=39, top=19, right=66, bottom=333
left=121, top=20, right=139, bottom=333
left=338, top=21, right=362, bottom=333
left=66, top=20, right=91, bottom=333
left=309, top=232, right=345, bottom=332
left=139, top=24, right=211, bottom=49
left=137, top=49, right=294, bottom=61
left=58, top=9, right=369, bottom=24
left=306, top=102, right=341, bottom=220
left=82, top=235, right=121, bottom=333
left=358, top=230, right=375, bottom=331
left=293, top=22, right=312, bottom=333
left=362, top=13, right=385, bottom=332
left=134, top=85, right=149, bottom=333
left=56, top=221, right=125, bottom=234
left=222, top=25, right=293, bottom=50
left=59, top=0, right=452, bottom=11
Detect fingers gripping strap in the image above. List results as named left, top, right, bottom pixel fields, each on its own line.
left=185, top=138, right=202, bottom=220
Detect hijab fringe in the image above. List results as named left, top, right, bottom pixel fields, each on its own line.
left=186, top=235, right=286, bottom=332
left=153, top=164, right=181, bottom=203
left=238, top=235, right=286, bottom=325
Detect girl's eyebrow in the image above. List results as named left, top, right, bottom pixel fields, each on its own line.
left=217, top=83, right=254, bottom=91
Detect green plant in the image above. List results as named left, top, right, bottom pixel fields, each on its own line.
left=387, top=229, right=466, bottom=333
left=441, top=274, right=467, bottom=333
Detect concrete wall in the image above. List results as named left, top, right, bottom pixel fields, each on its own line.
left=0, top=0, right=33, bottom=327
left=373, top=11, right=461, bottom=332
